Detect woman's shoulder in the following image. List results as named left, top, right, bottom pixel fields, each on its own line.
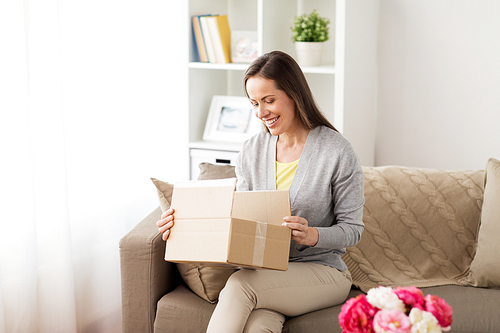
left=242, top=131, right=273, bottom=150
left=313, top=125, right=352, bottom=150
left=311, top=126, right=362, bottom=173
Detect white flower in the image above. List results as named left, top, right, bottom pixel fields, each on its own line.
left=366, top=286, right=405, bottom=312
left=409, top=308, right=442, bottom=333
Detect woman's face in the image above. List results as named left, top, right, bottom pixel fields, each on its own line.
left=246, top=76, right=300, bottom=137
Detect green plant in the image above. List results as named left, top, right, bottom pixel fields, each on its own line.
left=291, top=9, right=330, bottom=42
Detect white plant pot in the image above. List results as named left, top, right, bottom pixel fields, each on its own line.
left=294, top=42, right=324, bottom=67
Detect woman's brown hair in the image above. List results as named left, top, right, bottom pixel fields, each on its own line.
left=243, top=50, right=337, bottom=132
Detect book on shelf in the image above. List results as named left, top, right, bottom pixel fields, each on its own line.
left=192, top=14, right=231, bottom=64
left=206, top=15, right=231, bottom=63
left=192, top=15, right=208, bottom=63
left=199, top=15, right=218, bottom=63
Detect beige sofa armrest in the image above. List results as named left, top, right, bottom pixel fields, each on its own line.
left=119, top=206, right=181, bottom=333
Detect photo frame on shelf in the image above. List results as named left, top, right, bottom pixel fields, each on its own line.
left=203, top=95, right=263, bottom=143
left=231, top=30, right=258, bottom=63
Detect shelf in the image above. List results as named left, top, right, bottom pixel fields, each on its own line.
left=299, top=65, right=335, bottom=74
left=189, top=62, right=335, bottom=74
left=189, top=140, right=243, bottom=152
left=185, top=0, right=363, bottom=178
left=188, top=62, right=249, bottom=71
left=186, top=0, right=377, bottom=170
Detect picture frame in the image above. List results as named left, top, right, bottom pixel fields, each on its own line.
left=203, top=95, right=263, bottom=143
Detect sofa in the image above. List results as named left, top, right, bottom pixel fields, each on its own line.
left=120, top=159, right=500, bottom=333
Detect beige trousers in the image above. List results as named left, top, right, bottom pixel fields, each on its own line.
left=206, top=262, right=352, bottom=333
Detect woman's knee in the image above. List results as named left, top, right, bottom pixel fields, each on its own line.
left=243, top=309, right=285, bottom=333
left=219, top=269, right=258, bottom=303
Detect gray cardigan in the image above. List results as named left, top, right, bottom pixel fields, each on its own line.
left=235, top=126, right=365, bottom=271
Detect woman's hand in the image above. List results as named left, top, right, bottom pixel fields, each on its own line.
left=157, top=208, right=175, bottom=241
left=282, top=216, right=319, bottom=246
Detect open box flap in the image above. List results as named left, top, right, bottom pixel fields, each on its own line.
left=232, top=190, right=291, bottom=226
left=171, top=178, right=237, bottom=220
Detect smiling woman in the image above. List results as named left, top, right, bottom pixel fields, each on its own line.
left=204, top=51, right=365, bottom=333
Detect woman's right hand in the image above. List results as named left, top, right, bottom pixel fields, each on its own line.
left=157, top=208, right=175, bottom=241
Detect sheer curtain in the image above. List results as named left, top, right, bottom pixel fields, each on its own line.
left=1, top=0, right=78, bottom=332
left=0, top=1, right=186, bottom=332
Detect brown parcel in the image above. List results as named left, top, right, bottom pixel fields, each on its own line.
left=165, top=178, right=291, bottom=271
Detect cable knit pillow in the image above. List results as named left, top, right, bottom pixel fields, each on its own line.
left=342, top=165, right=485, bottom=292
left=151, top=163, right=237, bottom=303
left=464, top=158, right=500, bottom=288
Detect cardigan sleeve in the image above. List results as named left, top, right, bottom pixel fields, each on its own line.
left=314, top=144, right=365, bottom=250
left=235, top=150, right=249, bottom=191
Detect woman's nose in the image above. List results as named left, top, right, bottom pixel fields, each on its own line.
left=255, top=105, right=267, bottom=119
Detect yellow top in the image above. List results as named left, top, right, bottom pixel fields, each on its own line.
left=276, top=159, right=300, bottom=191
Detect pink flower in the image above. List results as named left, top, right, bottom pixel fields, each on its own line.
left=424, top=294, right=453, bottom=330
left=373, top=310, right=411, bottom=333
left=339, top=294, right=379, bottom=333
left=393, top=286, right=425, bottom=312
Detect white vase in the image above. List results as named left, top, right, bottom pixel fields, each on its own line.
left=294, top=42, right=324, bottom=67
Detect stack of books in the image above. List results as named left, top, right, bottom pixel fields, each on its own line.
left=192, top=14, right=231, bottom=63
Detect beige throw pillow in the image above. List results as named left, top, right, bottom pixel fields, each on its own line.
left=198, top=162, right=237, bottom=179
left=150, top=177, right=174, bottom=213
left=465, top=158, right=500, bottom=287
left=151, top=163, right=237, bottom=303
left=175, top=264, right=236, bottom=303
left=343, top=165, right=485, bottom=292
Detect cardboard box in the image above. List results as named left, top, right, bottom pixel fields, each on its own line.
left=165, top=178, right=291, bottom=270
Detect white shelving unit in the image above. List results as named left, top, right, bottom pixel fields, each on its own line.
left=186, top=0, right=377, bottom=178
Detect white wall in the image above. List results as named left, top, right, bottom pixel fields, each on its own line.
left=376, top=0, right=500, bottom=170
left=343, top=0, right=379, bottom=166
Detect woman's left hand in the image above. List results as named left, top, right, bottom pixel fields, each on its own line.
left=282, top=216, right=319, bottom=246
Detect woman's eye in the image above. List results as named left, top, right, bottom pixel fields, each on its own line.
left=265, top=100, right=274, bottom=104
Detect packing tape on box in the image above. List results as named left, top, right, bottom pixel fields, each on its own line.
left=253, top=221, right=267, bottom=267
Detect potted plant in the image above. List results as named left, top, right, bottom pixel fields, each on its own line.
left=291, top=9, right=330, bottom=66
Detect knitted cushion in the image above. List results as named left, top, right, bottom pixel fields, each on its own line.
left=343, top=165, right=484, bottom=292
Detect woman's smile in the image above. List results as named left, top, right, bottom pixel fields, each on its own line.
left=265, top=116, right=280, bottom=128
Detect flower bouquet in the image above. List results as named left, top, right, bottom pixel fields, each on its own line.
left=339, top=286, right=453, bottom=333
